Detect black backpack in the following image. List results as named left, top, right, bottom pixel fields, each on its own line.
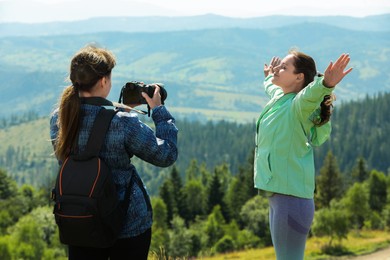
left=51, top=108, right=132, bottom=248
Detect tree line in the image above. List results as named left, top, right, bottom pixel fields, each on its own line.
left=0, top=151, right=389, bottom=259
left=1, top=92, right=389, bottom=194
left=0, top=92, right=389, bottom=258
left=149, top=152, right=390, bottom=258
left=318, top=92, right=390, bottom=173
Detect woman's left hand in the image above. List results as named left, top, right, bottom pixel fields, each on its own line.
left=323, top=53, right=353, bottom=88
left=142, top=84, right=162, bottom=109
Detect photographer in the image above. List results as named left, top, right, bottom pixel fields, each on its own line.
left=50, top=45, right=178, bottom=260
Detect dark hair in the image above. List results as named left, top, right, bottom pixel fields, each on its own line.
left=289, top=50, right=332, bottom=126
left=289, top=50, right=317, bottom=88
left=313, top=95, right=333, bottom=126
left=54, top=45, right=116, bottom=161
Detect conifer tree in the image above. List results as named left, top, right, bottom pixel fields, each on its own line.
left=351, top=157, right=369, bottom=183
left=152, top=197, right=168, bottom=230
left=0, top=169, right=17, bottom=200
left=315, top=151, right=343, bottom=209
left=159, top=179, right=176, bottom=227
left=185, top=159, right=199, bottom=181
left=170, top=166, right=186, bottom=219
left=199, top=162, right=211, bottom=187
left=225, top=154, right=256, bottom=222
left=207, top=169, right=225, bottom=215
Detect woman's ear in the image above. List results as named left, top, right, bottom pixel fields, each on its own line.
left=296, top=73, right=305, bottom=86
left=101, top=76, right=109, bottom=88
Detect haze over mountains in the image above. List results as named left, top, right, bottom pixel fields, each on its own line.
left=0, top=14, right=389, bottom=122
left=1, top=14, right=389, bottom=36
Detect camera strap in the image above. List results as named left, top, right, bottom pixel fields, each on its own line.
left=80, top=97, right=147, bottom=115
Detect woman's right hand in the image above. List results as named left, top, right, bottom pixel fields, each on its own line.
left=264, top=56, right=281, bottom=77
left=142, top=84, right=162, bottom=109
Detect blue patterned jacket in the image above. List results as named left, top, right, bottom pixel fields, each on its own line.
left=50, top=103, right=178, bottom=238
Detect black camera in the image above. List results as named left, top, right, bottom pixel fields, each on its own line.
left=119, top=81, right=167, bottom=105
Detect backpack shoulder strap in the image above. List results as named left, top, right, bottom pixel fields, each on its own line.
left=77, top=108, right=117, bottom=160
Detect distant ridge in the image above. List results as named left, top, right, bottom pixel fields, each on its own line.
left=0, top=22, right=389, bottom=120
left=0, top=14, right=389, bottom=37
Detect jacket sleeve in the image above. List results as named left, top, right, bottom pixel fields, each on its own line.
left=123, top=105, right=178, bottom=167
left=264, top=75, right=283, bottom=99
left=292, top=77, right=334, bottom=122
left=311, top=122, right=332, bottom=146
left=49, top=109, right=59, bottom=149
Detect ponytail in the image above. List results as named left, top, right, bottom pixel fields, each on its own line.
left=289, top=50, right=334, bottom=126
left=54, top=45, right=116, bottom=161
left=54, top=85, right=81, bottom=161
left=313, top=94, right=335, bottom=126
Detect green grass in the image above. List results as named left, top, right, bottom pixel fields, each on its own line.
left=174, top=230, right=390, bottom=260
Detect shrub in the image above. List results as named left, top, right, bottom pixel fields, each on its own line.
left=214, top=235, right=235, bottom=253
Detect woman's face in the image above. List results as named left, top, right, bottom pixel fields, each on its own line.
left=272, top=54, right=303, bottom=93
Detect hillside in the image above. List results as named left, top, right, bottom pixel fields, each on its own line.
left=1, top=92, right=389, bottom=194
left=0, top=23, right=389, bottom=121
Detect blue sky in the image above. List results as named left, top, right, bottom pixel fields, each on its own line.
left=0, top=0, right=389, bottom=23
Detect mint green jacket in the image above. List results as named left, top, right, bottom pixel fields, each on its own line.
left=254, top=75, right=333, bottom=199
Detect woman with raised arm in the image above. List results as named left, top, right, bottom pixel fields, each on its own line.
left=254, top=50, right=352, bottom=260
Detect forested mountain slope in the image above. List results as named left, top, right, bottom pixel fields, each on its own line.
left=0, top=92, right=389, bottom=194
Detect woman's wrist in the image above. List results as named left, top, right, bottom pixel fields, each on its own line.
left=322, top=78, right=334, bottom=88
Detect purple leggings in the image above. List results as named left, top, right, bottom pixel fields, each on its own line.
left=269, top=193, right=314, bottom=260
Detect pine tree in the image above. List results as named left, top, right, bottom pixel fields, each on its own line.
left=159, top=179, right=176, bottom=227
left=225, top=153, right=256, bottom=222
left=207, top=169, right=225, bottom=214
left=315, top=151, right=343, bottom=209
left=185, top=159, right=199, bottom=181
left=0, top=169, right=17, bottom=200
left=351, top=157, right=369, bottom=183
left=151, top=197, right=168, bottom=230
left=170, top=166, right=186, bottom=219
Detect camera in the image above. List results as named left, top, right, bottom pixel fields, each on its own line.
left=119, top=81, right=167, bottom=105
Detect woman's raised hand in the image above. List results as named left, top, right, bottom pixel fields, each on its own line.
left=142, top=84, right=162, bottom=109
left=264, top=56, right=281, bottom=77
left=323, top=53, right=353, bottom=88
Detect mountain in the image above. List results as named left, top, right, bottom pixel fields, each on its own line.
left=0, top=14, right=389, bottom=37
left=0, top=16, right=389, bottom=122
left=1, top=92, right=389, bottom=193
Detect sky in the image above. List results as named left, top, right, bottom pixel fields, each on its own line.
left=0, top=0, right=389, bottom=23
